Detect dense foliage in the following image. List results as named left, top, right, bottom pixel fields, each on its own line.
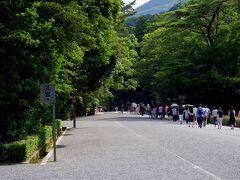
left=0, top=0, right=138, bottom=142
left=1, top=0, right=240, bottom=144
left=135, top=0, right=240, bottom=108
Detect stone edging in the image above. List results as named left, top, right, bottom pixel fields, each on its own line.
left=40, top=127, right=69, bottom=164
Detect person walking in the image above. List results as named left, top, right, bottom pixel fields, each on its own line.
left=135, top=104, right=140, bottom=115
left=139, top=103, right=145, bottom=116
left=127, top=101, right=131, bottom=113
left=188, top=106, right=194, bottom=127
left=212, top=106, right=218, bottom=127
left=204, top=106, right=210, bottom=127
left=159, top=104, right=164, bottom=119
left=184, top=106, right=189, bottom=124
left=228, top=106, right=236, bottom=130
left=121, top=104, right=124, bottom=114
left=155, top=104, right=159, bottom=119
left=165, top=105, right=169, bottom=117
left=217, top=107, right=223, bottom=129
left=193, top=106, right=197, bottom=125
left=146, top=104, right=151, bottom=118
left=172, top=106, right=178, bottom=122
left=196, top=104, right=204, bottom=128
left=178, top=105, right=184, bottom=124
left=238, top=109, right=240, bottom=119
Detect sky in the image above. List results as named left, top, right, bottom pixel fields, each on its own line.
left=123, top=0, right=151, bottom=8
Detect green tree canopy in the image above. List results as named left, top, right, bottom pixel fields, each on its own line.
left=135, top=0, right=240, bottom=106
left=0, top=0, right=126, bottom=142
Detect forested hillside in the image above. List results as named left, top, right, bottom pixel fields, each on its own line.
left=135, top=0, right=178, bottom=16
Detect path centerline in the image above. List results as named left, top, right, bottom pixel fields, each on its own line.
left=115, top=120, right=223, bottom=180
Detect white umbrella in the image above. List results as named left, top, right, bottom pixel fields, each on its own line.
left=185, top=104, right=194, bottom=107
left=171, top=103, right=178, bottom=107
left=132, top=102, right=137, bottom=108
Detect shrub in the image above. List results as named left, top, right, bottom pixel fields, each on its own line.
left=55, top=119, right=62, bottom=136
left=0, top=141, right=26, bottom=162
left=209, top=115, right=240, bottom=127
left=0, top=119, right=62, bottom=163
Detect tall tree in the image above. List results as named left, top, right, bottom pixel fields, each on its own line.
left=0, top=0, right=124, bottom=142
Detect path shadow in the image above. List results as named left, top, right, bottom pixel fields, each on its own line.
left=67, top=127, right=86, bottom=131
left=56, top=145, right=66, bottom=148
left=96, top=116, right=173, bottom=123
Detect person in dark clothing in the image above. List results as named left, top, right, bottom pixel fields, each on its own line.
left=228, top=106, right=236, bottom=130
left=121, top=104, right=124, bottom=113
left=178, top=105, right=184, bottom=124
left=196, top=104, right=204, bottom=128
left=217, top=107, right=223, bottom=129
left=184, top=107, right=189, bottom=124
left=172, top=106, right=178, bottom=121
left=188, top=107, right=194, bottom=127
left=139, top=103, right=145, bottom=116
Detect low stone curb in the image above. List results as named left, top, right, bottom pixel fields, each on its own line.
left=40, top=127, right=69, bottom=164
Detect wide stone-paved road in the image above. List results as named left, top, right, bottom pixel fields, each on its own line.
left=1, top=112, right=240, bottom=180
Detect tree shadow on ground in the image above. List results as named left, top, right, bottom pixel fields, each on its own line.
left=56, top=145, right=66, bottom=148
left=95, top=116, right=174, bottom=123
left=67, top=127, right=86, bottom=131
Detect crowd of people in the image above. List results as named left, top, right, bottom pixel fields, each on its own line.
left=122, top=102, right=239, bottom=130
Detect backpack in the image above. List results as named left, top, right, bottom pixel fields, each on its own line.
left=197, top=107, right=204, bottom=117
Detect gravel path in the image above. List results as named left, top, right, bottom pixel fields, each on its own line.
left=1, top=112, right=240, bottom=180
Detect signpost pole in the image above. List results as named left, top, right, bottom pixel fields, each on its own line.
left=72, top=97, right=77, bottom=128
left=52, top=103, right=57, bottom=161
left=73, top=103, right=76, bottom=128
left=40, top=84, right=57, bottom=161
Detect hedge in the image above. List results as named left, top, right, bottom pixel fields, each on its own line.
left=0, top=119, right=61, bottom=163
left=208, top=116, right=240, bottom=127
